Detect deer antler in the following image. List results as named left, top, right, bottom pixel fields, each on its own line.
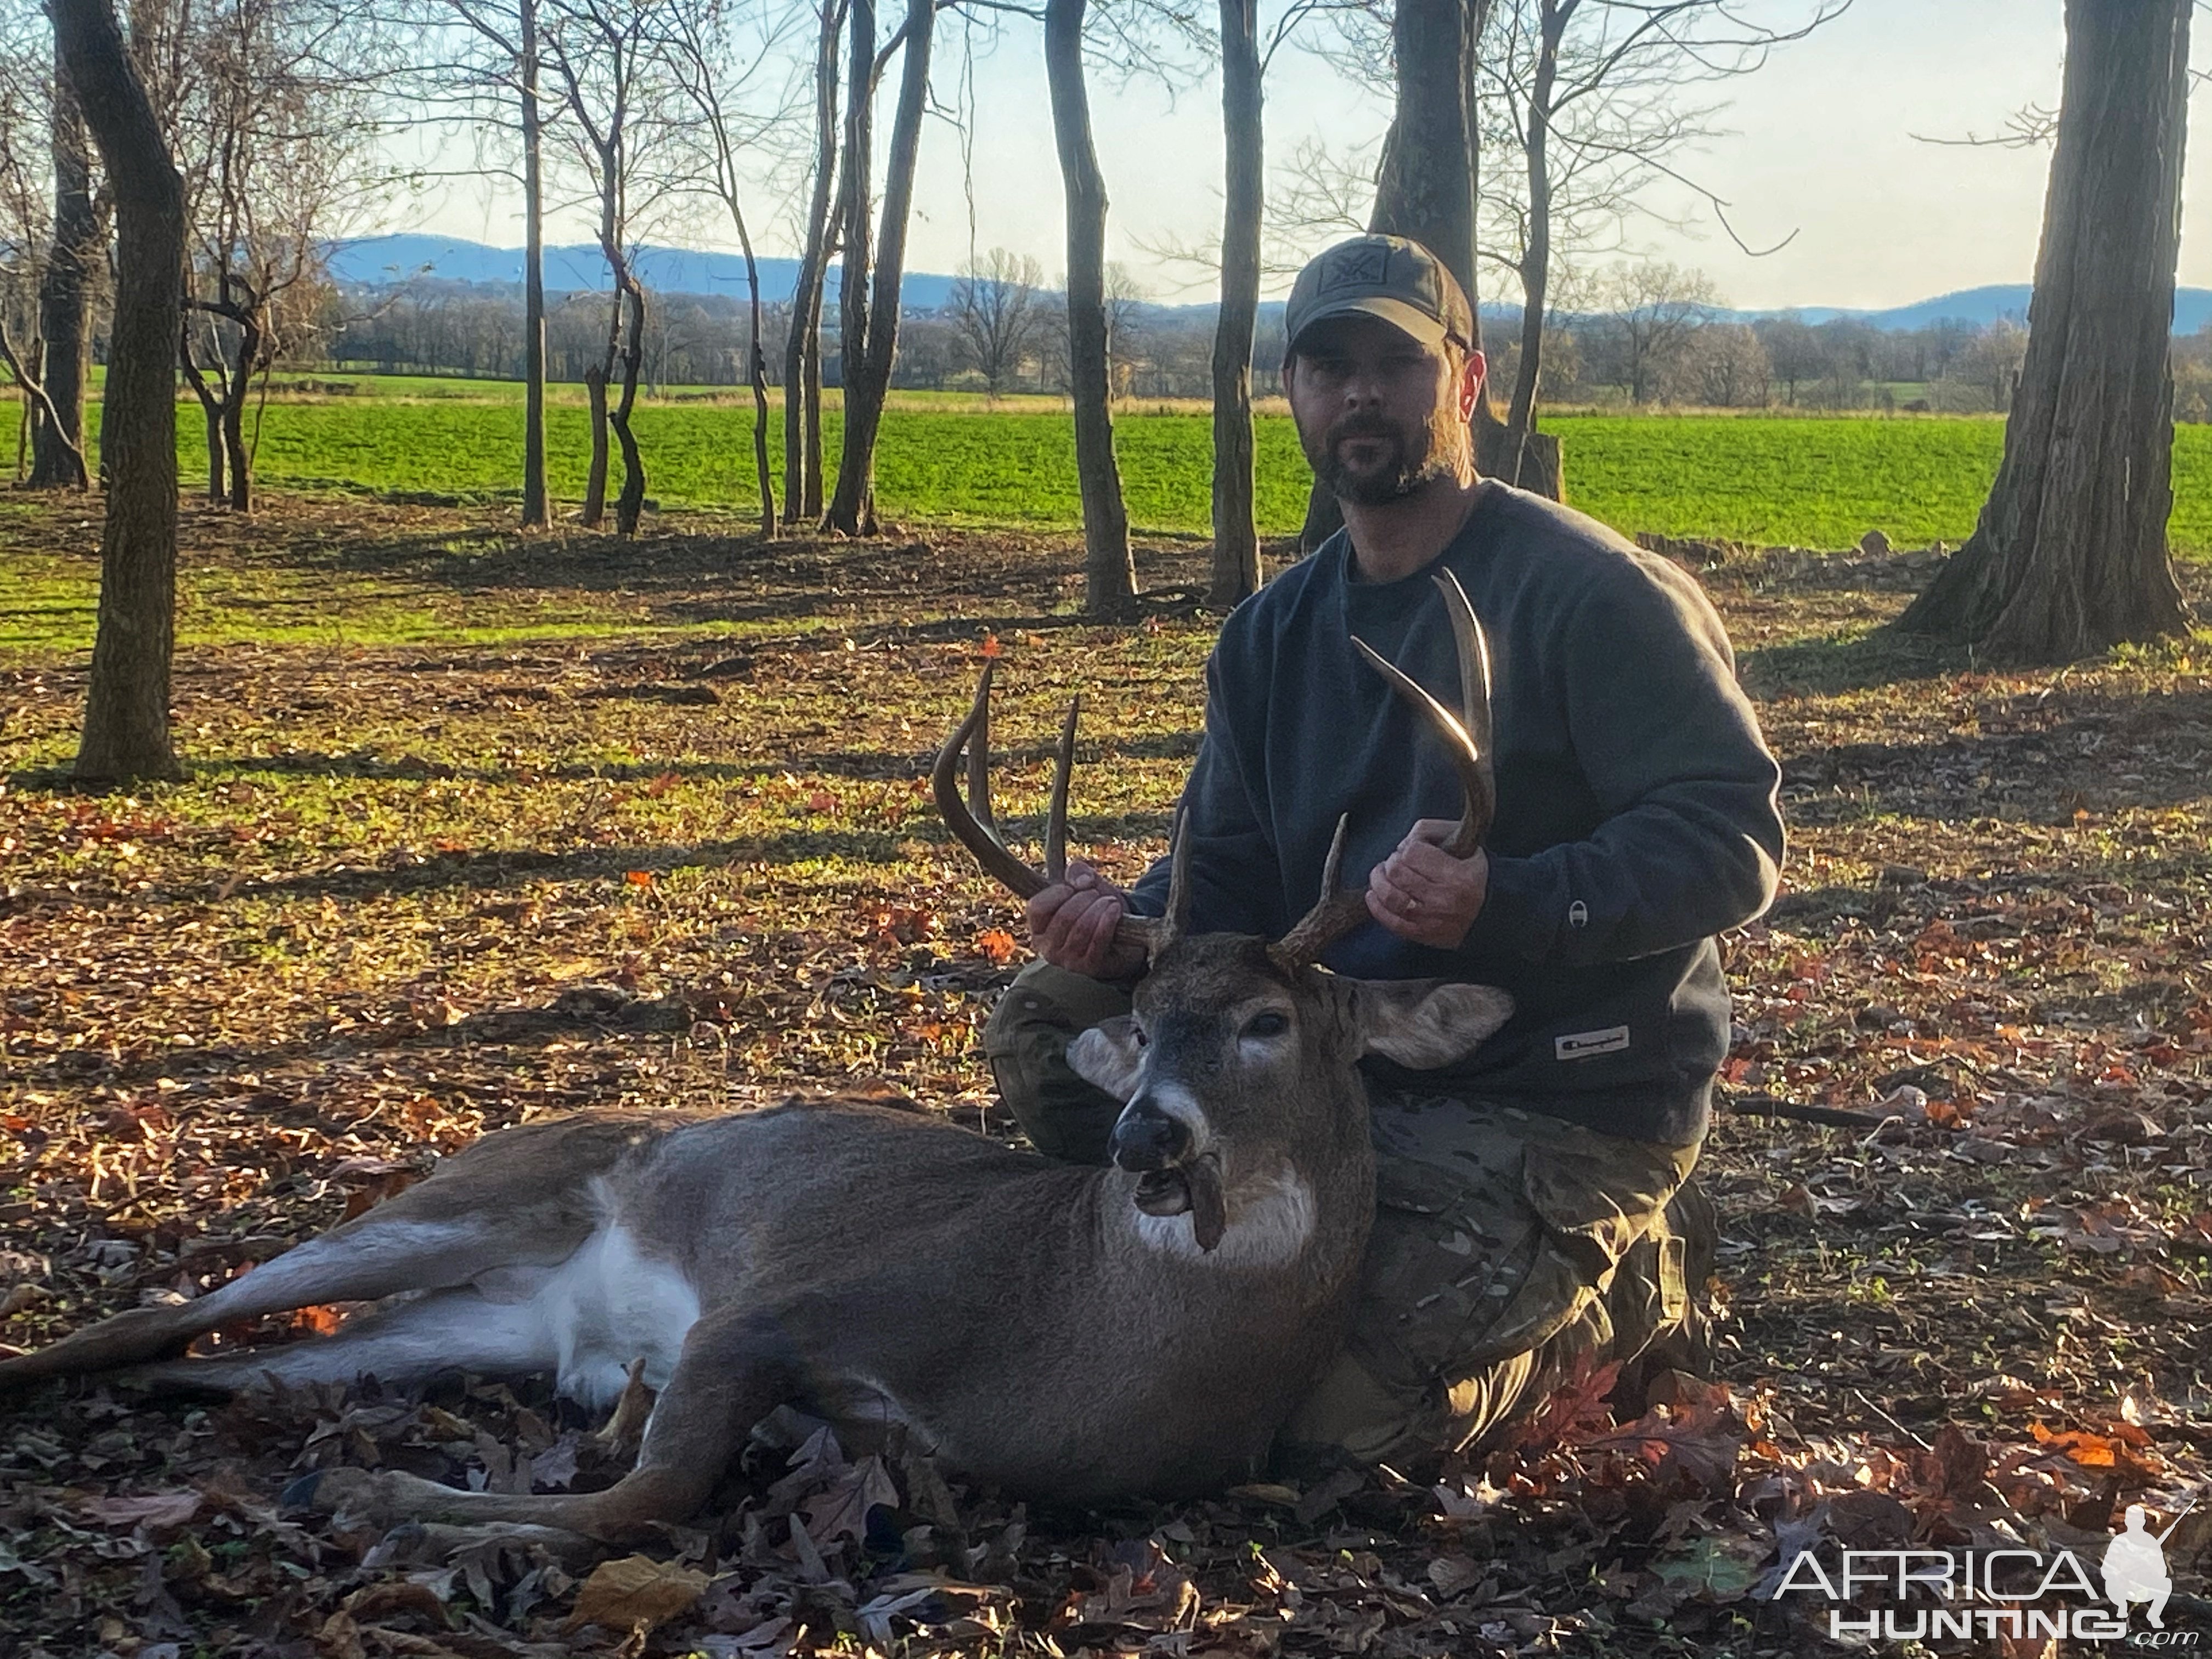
left=934, top=662, right=1168, bottom=956
left=1272, top=570, right=1497, bottom=968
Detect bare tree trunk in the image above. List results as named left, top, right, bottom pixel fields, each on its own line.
left=55, top=0, right=185, bottom=783
left=825, top=0, right=873, bottom=531
left=1501, top=0, right=1569, bottom=490
left=30, top=69, right=97, bottom=490
left=1045, top=0, right=1134, bottom=616
left=217, top=301, right=261, bottom=512
left=609, top=269, right=647, bottom=535
left=826, top=0, right=933, bottom=537
left=582, top=289, right=618, bottom=526
left=520, top=0, right=549, bottom=529
left=802, top=300, right=825, bottom=517
left=1897, top=0, right=2190, bottom=662
left=1208, top=0, right=1260, bottom=607
left=582, top=365, right=610, bottom=522
left=783, top=0, right=839, bottom=527
left=732, top=207, right=777, bottom=537
left=178, top=331, right=226, bottom=502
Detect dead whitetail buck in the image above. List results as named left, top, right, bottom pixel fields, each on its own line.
left=0, top=575, right=1511, bottom=1544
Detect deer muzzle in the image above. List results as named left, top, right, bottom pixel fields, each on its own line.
left=1112, top=1093, right=1228, bottom=1252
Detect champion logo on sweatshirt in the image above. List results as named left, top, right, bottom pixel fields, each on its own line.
left=1556, top=1025, right=1630, bottom=1060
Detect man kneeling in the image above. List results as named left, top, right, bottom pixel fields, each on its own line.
left=987, top=235, right=1784, bottom=1470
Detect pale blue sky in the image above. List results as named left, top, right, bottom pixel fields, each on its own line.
left=405, top=0, right=2212, bottom=312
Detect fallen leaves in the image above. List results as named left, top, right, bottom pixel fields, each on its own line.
left=562, top=1554, right=710, bottom=1638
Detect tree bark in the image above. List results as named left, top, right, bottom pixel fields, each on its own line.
left=1045, top=0, right=1135, bottom=616
left=1208, top=0, right=1261, bottom=608
left=733, top=205, right=776, bottom=537
left=521, top=0, right=549, bottom=529
left=826, top=0, right=933, bottom=536
left=825, top=0, right=874, bottom=532
left=216, top=297, right=261, bottom=512
left=1895, top=0, right=2191, bottom=662
left=179, top=329, right=226, bottom=502
left=30, top=68, right=97, bottom=490
left=55, top=0, right=185, bottom=783
left=783, top=0, right=839, bottom=527
left=582, top=287, right=618, bottom=526
left=608, top=268, right=646, bottom=535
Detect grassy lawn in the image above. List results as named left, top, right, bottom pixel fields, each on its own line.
left=93, top=390, right=2212, bottom=555
left=1, top=493, right=2208, bottom=1656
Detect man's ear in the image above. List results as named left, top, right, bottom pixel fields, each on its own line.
left=1349, top=980, right=1514, bottom=1070
left=1068, top=1017, right=1146, bottom=1102
left=1459, top=349, right=1487, bottom=421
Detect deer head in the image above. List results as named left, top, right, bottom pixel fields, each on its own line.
left=936, top=573, right=1513, bottom=1252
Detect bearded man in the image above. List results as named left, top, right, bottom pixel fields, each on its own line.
left=986, top=234, right=1785, bottom=1468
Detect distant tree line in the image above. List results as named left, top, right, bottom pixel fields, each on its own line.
left=302, top=255, right=2101, bottom=420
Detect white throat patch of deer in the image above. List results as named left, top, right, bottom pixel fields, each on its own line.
left=0, top=573, right=1513, bottom=1543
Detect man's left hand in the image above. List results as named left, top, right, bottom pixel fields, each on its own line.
left=1367, top=819, right=1489, bottom=949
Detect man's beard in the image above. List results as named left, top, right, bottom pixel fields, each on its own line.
left=1301, top=408, right=1469, bottom=506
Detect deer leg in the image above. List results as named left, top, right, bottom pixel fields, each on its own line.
left=122, top=1284, right=557, bottom=1395
left=292, top=1305, right=804, bottom=1544
left=0, top=1210, right=545, bottom=1391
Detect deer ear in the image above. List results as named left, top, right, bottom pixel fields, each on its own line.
left=1351, top=981, right=1515, bottom=1070
left=1068, top=1017, right=1146, bottom=1102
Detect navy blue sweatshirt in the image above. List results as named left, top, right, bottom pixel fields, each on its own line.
left=1130, top=482, right=1784, bottom=1147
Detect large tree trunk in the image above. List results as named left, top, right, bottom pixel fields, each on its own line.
left=55, top=0, right=185, bottom=783
left=826, top=0, right=933, bottom=537
left=520, top=0, right=549, bottom=529
left=1897, top=0, right=2190, bottom=662
left=1045, top=0, right=1135, bottom=616
left=783, top=0, right=839, bottom=527
left=30, top=70, right=97, bottom=490
left=609, top=271, right=647, bottom=536
left=1207, top=0, right=1261, bottom=608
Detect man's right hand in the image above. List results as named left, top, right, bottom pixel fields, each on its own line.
left=1028, top=860, right=1148, bottom=980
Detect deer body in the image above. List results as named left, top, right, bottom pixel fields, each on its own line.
left=0, top=577, right=1509, bottom=1543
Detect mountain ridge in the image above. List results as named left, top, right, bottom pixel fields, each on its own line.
left=326, top=233, right=2212, bottom=335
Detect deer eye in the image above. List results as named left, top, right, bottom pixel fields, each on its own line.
left=1132, top=1026, right=1148, bottom=1048
left=1244, top=1011, right=1289, bottom=1039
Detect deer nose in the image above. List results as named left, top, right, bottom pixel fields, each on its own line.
left=1109, top=1099, right=1192, bottom=1171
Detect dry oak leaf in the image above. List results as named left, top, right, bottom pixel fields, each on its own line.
left=802, top=1452, right=900, bottom=1547
left=562, top=1554, right=710, bottom=1636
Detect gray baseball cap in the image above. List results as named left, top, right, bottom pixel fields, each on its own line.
left=1285, top=235, right=1474, bottom=354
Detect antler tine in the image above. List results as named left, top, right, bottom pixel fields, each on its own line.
left=1434, top=573, right=1496, bottom=856
left=1271, top=814, right=1369, bottom=968
left=933, top=663, right=1045, bottom=900
left=1270, top=588, right=1500, bottom=969
left=935, top=662, right=1167, bottom=958
left=966, top=661, right=997, bottom=838
left=1336, top=628, right=1495, bottom=862
left=1045, top=695, right=1080, bottom=883
left=1160, top=803, right=1194, bottom=946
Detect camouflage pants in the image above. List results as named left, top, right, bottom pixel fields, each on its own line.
left=984, top=961, right=1712, bottom=1471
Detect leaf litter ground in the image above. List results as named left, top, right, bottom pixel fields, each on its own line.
left=1, top=498, right=2208, bottom=1658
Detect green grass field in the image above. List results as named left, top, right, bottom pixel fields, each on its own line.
left=80, top=387, right=2212, bottom=554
